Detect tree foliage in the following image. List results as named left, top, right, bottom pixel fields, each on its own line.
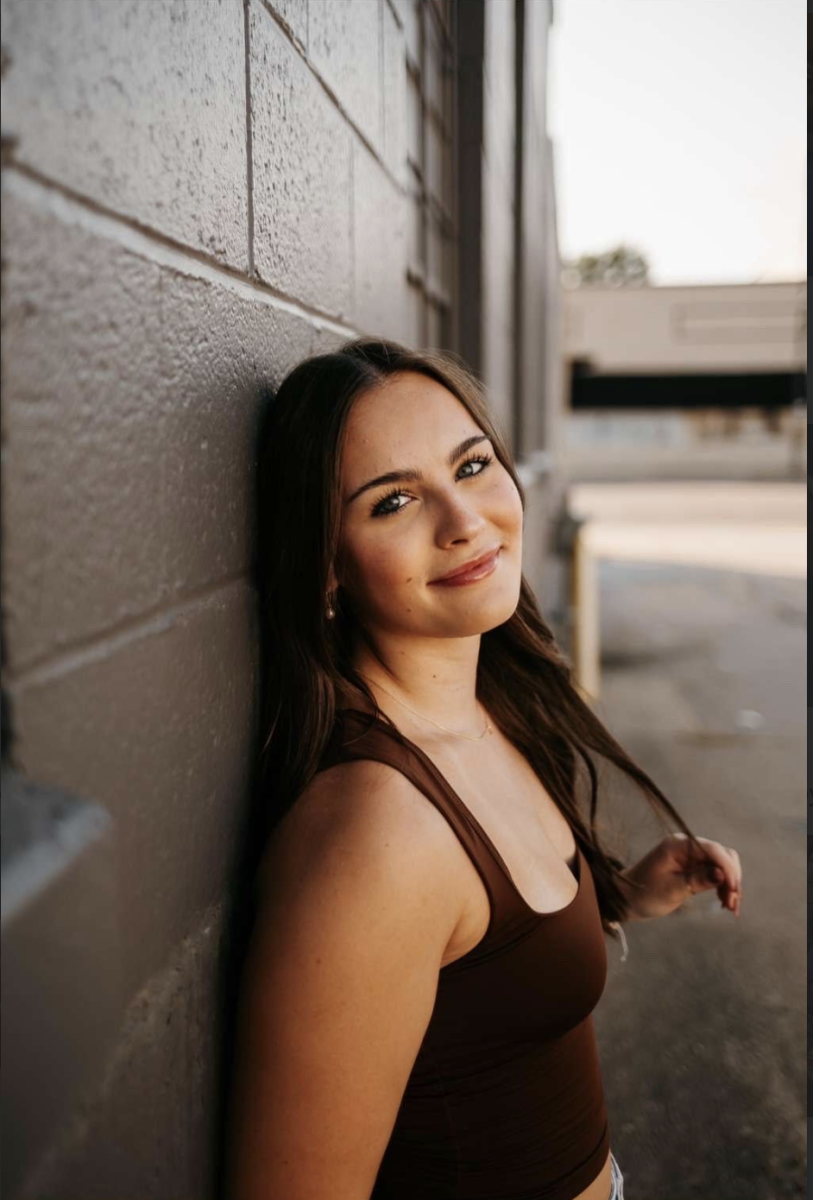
left=561, top=243, right=651, bottom=288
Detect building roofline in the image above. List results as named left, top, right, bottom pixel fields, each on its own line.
left=563, top=279, right=806, bottom=293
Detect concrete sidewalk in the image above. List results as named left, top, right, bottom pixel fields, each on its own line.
left=589, top=558, right=805, bottom=1198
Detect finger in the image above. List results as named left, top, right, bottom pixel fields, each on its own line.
left=679, top=837, right=742, bottom=912
left=698, top=850, right=739, bottom=912
left=721, top=848, right=742, bottom=906
left=729, top=851, right=742, bottom=918
left=686, top=867, right=720, bottom=897
left=706, top=844, right=741, bottom=896
left=726, top=848, right=742, bottom=891
left=724, top=858, right=742, bottom=916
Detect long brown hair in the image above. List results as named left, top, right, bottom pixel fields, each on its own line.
left=254, top=336, right=709, bottom=940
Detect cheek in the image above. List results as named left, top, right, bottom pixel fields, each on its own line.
left=489, top=470, right=524, bottom=524
left=346, top=534, right=420, bottom=594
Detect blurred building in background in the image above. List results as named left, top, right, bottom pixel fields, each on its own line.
left=562, top=280, right=807, bottom=482
left=0, top=1, right=568, bottom=1197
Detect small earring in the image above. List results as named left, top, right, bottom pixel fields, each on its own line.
left=326, top=592, right=336, bottom=620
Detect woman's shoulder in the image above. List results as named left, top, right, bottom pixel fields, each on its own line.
left=256, top=753, right=456, bottom=908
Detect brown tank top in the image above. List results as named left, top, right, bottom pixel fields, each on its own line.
left=316, top=708, right=612, bottom=1200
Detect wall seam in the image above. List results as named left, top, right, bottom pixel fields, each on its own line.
left=243, top=0, right=256, bottom=279
left=3, top=166, right=362, bottom=334
left=255, top=0, right=406, bottom=197
left=349, top=140, right=355, bottom=321
left=512, top=0, right=525, bottom=456
left=0, top=139, right=13, bottom=766
left=455, top=0, right=485, bottom=377
left=379, top=0, right=385, bottom=159
left=6, top=573, right=256, bottom=692
left=258, top=0, right=307, bottom=51
left=384, top=0, right=402, bottom=30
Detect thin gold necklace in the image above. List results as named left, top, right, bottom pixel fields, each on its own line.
left=360, top=674, right=493, bottom=742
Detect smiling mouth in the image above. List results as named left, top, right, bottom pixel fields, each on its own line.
left=429, top=548, right=501, bottom=586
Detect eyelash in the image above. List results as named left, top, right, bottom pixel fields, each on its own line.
left=370, top=452, right=494, bottom=519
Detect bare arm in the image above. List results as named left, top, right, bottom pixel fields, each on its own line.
left=226, top=760, right=464, bottom=1200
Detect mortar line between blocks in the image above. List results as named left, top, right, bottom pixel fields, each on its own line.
left=243, top=0, right=256, bottom=279
left=2, top=166, right=359, bottom=338
left=6, top=573, right=253, bottom=692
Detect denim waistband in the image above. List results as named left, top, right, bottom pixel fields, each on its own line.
left=609, top=1151, right=625, bottom=1199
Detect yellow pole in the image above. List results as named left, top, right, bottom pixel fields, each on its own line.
left=571, top=522, right=600, bottom=705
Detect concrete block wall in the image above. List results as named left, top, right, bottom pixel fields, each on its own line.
left=480, top=0, right=516, bottom=439
left=2, top=769, right=121, bottom=1200
left=513, top=0, right=568, bottom=617
left=469, top=0, right=566, bottom=618
left=0, top=1, right=564, bottom=1195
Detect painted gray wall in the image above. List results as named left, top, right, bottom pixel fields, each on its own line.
left=0, top=1, right=564, bottom=1195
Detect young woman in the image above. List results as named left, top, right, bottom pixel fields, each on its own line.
left=227, top=338, right=743, bottom=1200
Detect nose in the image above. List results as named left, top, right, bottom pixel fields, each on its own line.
left=432, top=489, right=488, bottom=546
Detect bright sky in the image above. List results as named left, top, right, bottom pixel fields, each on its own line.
left=548, top=0, right=807, bottom=286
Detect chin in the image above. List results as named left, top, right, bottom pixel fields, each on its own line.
left=485, top=594, right=522, bottom=631
left=437, top=591, right=521, bottom=636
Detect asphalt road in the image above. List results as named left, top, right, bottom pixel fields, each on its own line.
left=572, top=484, right=806, bottom=1199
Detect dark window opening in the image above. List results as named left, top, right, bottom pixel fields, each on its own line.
left=569, top=369, right=805, bottom=411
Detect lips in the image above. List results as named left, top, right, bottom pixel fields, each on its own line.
left=430, top=546, right=501, bottom=585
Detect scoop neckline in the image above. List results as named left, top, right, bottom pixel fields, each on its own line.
left=338, top=707, right=583, bottom=922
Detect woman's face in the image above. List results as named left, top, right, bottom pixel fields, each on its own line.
left=335, top=371, right=524, bottom=639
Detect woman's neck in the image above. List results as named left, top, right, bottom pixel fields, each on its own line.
left=347, top=638, right=484, bottom=735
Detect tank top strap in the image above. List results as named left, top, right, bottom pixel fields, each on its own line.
left=319, top=709, right=523, bottom=930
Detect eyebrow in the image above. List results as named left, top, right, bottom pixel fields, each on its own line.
left=346, top=434, right=491, bottom=505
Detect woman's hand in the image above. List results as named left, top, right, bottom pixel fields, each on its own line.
left=619, top=832, right=742, bottom=921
